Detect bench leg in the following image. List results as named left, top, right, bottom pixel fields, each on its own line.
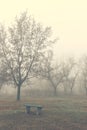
left=26, top=107, right=30, bottom=114
left=36, top=108, right=42, bottom=115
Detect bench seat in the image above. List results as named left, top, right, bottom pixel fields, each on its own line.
left=25, top=104, right=43, bottom=115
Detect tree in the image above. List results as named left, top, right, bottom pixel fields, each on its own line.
left=0, top=64, right=8, bottom=89
left=62, top=57, right=76, bottom=94
left=0, top=12, right=56, bottom=100
left=0, top=51, right=11, bottom=89
left=80, top=56, right=87, bottom=96
left=38, top=51, right=64, bottom=96
left=67, top=72, right=78, bottom=94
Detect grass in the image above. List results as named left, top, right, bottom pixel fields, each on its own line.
left=0, top=96, right=87, bottom=129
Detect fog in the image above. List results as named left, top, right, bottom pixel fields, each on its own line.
left=0, top=0, right=87, bottom=59
left=0, top=0, right=87, bottom=98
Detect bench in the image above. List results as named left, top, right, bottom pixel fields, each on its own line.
left=25, top=104, right=43, bottom=115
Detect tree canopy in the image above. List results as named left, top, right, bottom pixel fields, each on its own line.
left=0, top=12, right=56, bottom=100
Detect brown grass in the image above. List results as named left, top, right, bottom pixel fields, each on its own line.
left=0, top=96, right=86, bottom=130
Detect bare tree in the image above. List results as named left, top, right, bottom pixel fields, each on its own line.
left=80, top=56, right=87, bottom=96
left=0, top=12, right=56, bottom=100
left=0, top=50, right=11, bottom=89
left=0, top=64, right=9, bottom=89
left=67, top=72, right=78, bottom=94
left=38, top=51, right=64, bottom=96
left=62, top=57, right=76, bottom=94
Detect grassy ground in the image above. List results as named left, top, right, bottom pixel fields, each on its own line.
left=0, top=96, right=87, bottom=130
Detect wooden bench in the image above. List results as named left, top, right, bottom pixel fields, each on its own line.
left=25, top=104, right=43, bottom=115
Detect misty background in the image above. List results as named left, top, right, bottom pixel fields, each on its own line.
left=0, top=0, right=87, bottom=58
left=0, top=0, right=87, bottom=98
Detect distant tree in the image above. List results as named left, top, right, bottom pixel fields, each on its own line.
left=0, top=11, right=56, bottom=100
left=0, top=52, right=11, bottom=88
left=67, top=72, right=78, bottom=94
left=0, top=65, right=8, bottom=88
left=38, top=51, right=64, bottom=96
left=62, top=57, right=76, bottom=94
left=80, top=56, right=87, bottom=96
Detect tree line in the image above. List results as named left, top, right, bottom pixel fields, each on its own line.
left=0, top=11, right=87, bottom=100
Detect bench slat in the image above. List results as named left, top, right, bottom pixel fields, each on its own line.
left=25, top=104, right=42, bottom=108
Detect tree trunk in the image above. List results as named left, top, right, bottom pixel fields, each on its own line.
left=17, top=84, right=21, bottom=101
left=54, top=87, right=57, bottom=96
left=64, top=86, right=67, bottom=95
left=86, top=88, right=87, bottom=96
left=70, top=88, right=73, bottom=95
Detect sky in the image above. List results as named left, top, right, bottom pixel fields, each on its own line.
left=0, top=0, right=87, bottom=60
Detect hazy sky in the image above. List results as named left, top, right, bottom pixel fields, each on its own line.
left=0, top=0, right=87, bottom=59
